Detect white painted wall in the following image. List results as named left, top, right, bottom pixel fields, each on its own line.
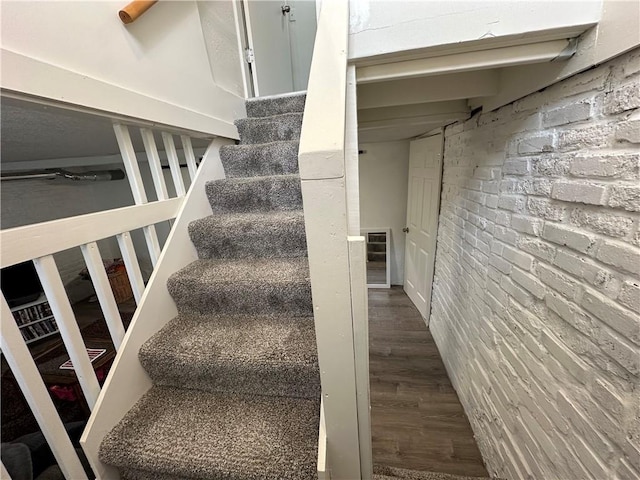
left=0, top=1, right=245, bottom=135
left=197, top=0, right=245, bottom=97
left=359, top=141, right=410, bottom=285
left=349, top=0, right=602, bottom=61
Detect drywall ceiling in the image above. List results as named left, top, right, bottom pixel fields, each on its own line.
left=1, top=97, right=210, bottom=165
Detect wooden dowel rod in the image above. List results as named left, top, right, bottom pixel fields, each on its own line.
left=119, top=0, right=158, bottom=25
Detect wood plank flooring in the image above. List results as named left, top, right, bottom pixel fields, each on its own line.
left=369, top=287, right=489, bottom=477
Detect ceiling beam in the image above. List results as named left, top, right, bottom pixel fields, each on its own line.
left=356, top=39, right=571, bottom=84
left=357, top=70, right=498, bottom=110
left=358, top=100, right=469, bottom=123
left=358, top=112, right=467, bottom=132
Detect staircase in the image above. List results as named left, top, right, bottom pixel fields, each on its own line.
left=98, top=92, right=321, bottom=479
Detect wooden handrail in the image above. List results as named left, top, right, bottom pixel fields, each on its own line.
left=119, top=0, right=158, bottom=24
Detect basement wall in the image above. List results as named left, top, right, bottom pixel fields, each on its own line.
left=430, top=48, right=640, bottom=480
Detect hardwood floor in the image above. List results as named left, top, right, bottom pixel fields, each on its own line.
left=369, top=287, right=489, bottom=477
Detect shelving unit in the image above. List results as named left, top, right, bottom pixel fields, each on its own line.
left=10, top=294, right=59, bottom=344
left=363, top=228, right=391, bottom=289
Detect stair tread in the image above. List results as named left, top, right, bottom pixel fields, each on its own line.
left=99, top=386, right=319, bottom=480
left=170, top=256, right=309, bottom=285
left=236, top=113, right=303, bottom=144
left=139, top=313, right=319, bottom=397
left=189, top=210, right=306, bottom=259
left=206, top=174, right=302, bottom=214
left=246, top=92, right=306, bottom=118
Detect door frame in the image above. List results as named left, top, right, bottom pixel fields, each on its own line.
left=403, top=129, right=445, bottom=324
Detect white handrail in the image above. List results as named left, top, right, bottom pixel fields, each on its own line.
left=0, top=199, right=181, bottom=269
left=299, top=0, right=372, bottom=478
left=81, top=137, right=233, bottom=479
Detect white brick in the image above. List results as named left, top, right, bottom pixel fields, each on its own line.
left=603, top=82, right=640, bottom=115
left=510, top=215, right=543, bottom=236
left=515, top=133, right=555, bottom=155
left=545, top=293, right=592, bottom=333
left=569, top=152, right=639, bottom=179
left=502, top=245, right=534, bottom=271
left=569, top=208, right=634, bottom=238
left=557, top=124, right=614, bottom=150
left=617, top=459, right=640, bottom=480
left=615, top=120, right=640, bottom=144
left=527, top=197, right=566, bottom=221
left=511, top=268, right=546, bottom=299
left=608, top=185, right=640, bottom=212
left=596, top=240, right=640, bottom=275
left=595, top=327, right=640, bottom=375
left=531, top=155, right=570, bottom=177
left=543, top=102, right=591, bottom=127
left=540, top=332, right=589, bottom=382
left=581, top=290, right=640, bottom=345
left=537, top=263, right=581, bottom=300
left=591, top=378, right=626, bottom=418
left=542, top=223, right=595, bottom=253
left=618, top=281, right=640, bottom=313
left=519, top=237, right=556, bottom=262
left=551, top=181, right=607, bottom=205
left=497, top=195, right=525, bottom=213
left=501, top=275, right=534, bottom=307
left=503, top=160, right=529, bottom=175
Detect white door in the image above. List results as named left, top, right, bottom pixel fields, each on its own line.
left=245, top=1, right=294, bottom=96
left=403, top=133, right=443, bottom=321
left=244, top=1, right=316, bottom=96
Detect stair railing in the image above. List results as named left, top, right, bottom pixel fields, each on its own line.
left=0, top=118, right=226, bottom=479
left=78, top=136, right=232, bottom=478
left=299, top=0, right=372, bottom=478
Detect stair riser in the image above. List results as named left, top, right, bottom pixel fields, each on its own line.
left=189, top=218, right=307, bottom=259
left=220, top=142, right=299, bottom=178
left=139, top=363, right=321, bottom=399
left=236, top=114, right=303, bottom=144
left=206, top=177, right=302, bottom=214
left=168, top=280, right=313, bottom=316
left=246, top=94, right=306, bottom=118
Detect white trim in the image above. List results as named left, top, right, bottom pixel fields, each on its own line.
left=475, top=0, right=640, bottom=111
left=0, top=199, right=181, bottom=269
left=356, top=39, right=570, bottom=84
left=1, top=297, right=88, bottom=480
left=345, top=66, right=360, bottom=237
left=114, top=124, right=149, bottom=205
left=33, top=255, right=101, bottom=409
left=347, top=236, right=373, bottom=478
left=241, top=0, right=260, bottom=97
left=80, top=242, right=126, bottom=350
left=141, top=128, right=170, bottom=201
left=1, top=462, right=13, bottom=480
left=232, top=0, right=253, bottom=98
left=317, top=399, right=330, bottom=480
left=116, top=232, right=147, bottom=305
left=1, top=48, right=240, bottom=138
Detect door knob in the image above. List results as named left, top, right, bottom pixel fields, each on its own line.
left=281, top=4, right=291, bottom=14
left=403, top=227, right=409, bottom=233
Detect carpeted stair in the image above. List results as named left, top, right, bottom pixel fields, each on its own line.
left=373, top=465, right=492, bottom=480
left=99, top=92, right=321, bottom=479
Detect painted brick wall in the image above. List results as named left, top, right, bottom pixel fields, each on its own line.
left=430, top=48, right=640, bottom=480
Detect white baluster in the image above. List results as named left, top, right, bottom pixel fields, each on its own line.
left=32, top=255, right=101, bottom=409
left=80, top=242, right=126, bottom=350
left=116, top=232, right=146, bottom=305
left=141, top=128, right=169, bottom=201
left=113, top=123, right=161, bottom=266
left=180, top=135, right=199, bottom=182
left=1, top=297, right=88, bottom=480
left=162, top=132, right=186, bottom=197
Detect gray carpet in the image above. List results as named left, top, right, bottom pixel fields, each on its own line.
left=100, top=92, right=320, bottom=479
left=374, top=465, right=492, bottom=480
